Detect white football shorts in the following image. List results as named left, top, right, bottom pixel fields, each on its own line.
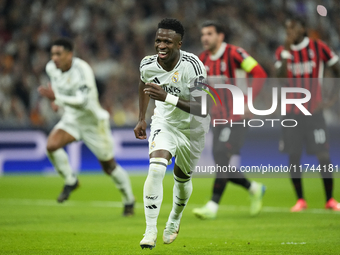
left=54, top=115, right=114, bottom=161
left=148, top=120, right=206, bottom=177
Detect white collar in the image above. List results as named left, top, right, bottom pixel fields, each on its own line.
left=291, top=37, right=309, bottom=51
left=210, top=42, right=227, bottom=61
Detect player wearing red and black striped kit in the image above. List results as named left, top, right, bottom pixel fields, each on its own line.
left=192, top=21, right=267, bottom=219
left=275, top=17, right=340, bottom=212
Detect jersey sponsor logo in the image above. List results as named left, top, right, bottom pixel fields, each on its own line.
left=172, top=72, right=179, bottom=83
left=288, top=61, right=316, bottom=75
left=162, top=85, right=181, bottom=96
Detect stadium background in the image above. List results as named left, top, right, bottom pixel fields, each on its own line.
left=1, top=1, right=340, bottom=254
left=0, top=0, right=340, bottom=173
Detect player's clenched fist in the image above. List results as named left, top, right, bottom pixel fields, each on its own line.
left=144, top=83, right=167, bottom=102
left=38, top=84, right=55, bottom=101
left=134, top=120, right=147, bottom=140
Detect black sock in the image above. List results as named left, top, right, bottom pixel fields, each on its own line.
left=211, top=178, right=228, bottom=204
left=319, top=158, right=333, bottom=201
left=211, top=153, right=231, bottom=204
left=322, top=178, right=333, bottom=201
left=291, top=178, right=303, bottom=199
left=230, top=177, right=251, bottom=189
left=289, top=154, right=303, bottom=199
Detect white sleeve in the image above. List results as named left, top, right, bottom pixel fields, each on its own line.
left=45, top=61, right=55, bottom=78
left=186, top=56, right=207, bottom=86
left=55, top=87, right=88, bottom=106
left=327, top=55, right=339, bottom=67
left=185, top=56, right=207, bottom=97
left=140, top=56, right=155, bottom=83
left=274, top=61, right=282, bottom=69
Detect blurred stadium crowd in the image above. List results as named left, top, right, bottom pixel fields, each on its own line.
left=1, top=0, right=340, bottom=129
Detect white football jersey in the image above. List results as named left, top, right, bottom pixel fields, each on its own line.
left=46, top=57, right=109, bottom=122
left=140, top=50, right=209, bottom=132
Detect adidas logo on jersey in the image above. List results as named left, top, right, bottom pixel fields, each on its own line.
left=153, top=77, right=160, bottom=84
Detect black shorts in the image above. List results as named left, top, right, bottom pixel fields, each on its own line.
left=280, top=112, right=329, bottom=155
left=212, top=123, right=248, bottom=160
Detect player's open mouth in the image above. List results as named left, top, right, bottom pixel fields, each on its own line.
left=158, top=51, right=168, bottom=59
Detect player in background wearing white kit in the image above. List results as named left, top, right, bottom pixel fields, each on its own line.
left=38, top=38, right=135, bottom=216
left=134, top=19, right=210, bottom=250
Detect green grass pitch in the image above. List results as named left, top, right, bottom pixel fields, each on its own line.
left=0, top=173, right=339, bottom=254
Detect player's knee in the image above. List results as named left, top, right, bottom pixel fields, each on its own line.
left=148, top=158, right=168, bottom=179
left=101, top=159, right=116, bottom=175
left=46, top=142, right=60, bottom=152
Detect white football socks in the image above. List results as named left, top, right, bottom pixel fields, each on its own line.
left=111, top=164, right=134, bottom=204
left=143, top=158, right=167, bottom=232
left=249, top=181, right=259, bottom=195
left=206, top=200, right=219, bottom=214
left=47, top=149, right=77, bottom=185
left=168, top=175, right=193, bottom=222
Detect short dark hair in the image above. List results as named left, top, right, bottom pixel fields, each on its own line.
left=287, top=16, right=308, bottom=37
left=52, top=37, right=74, bottom=51
left=158, top=18, right=184, bottom=39
left=288, top=16, right=307, bottom=29
left=201, top=20, right=225, bottom=34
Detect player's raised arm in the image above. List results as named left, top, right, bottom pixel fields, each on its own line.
left=134, top=79, right=150, bottom=139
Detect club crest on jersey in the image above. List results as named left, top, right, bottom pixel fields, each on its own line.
left=172, top=72, right=179, bottom=83
left=150, top=141, right=156, bottom=149
left=308, top=49, right=314, bottom=58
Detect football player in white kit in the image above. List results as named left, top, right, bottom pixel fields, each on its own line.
left=38, top=38, right=134, bottom=216
left=134, top=19, right=210, bottom=249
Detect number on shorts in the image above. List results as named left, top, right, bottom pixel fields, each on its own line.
left=152, top=129, right=161, bottom=142
left=314, top=129, right=326, bottom=144
left=219, top=127, right=231, bottom=142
